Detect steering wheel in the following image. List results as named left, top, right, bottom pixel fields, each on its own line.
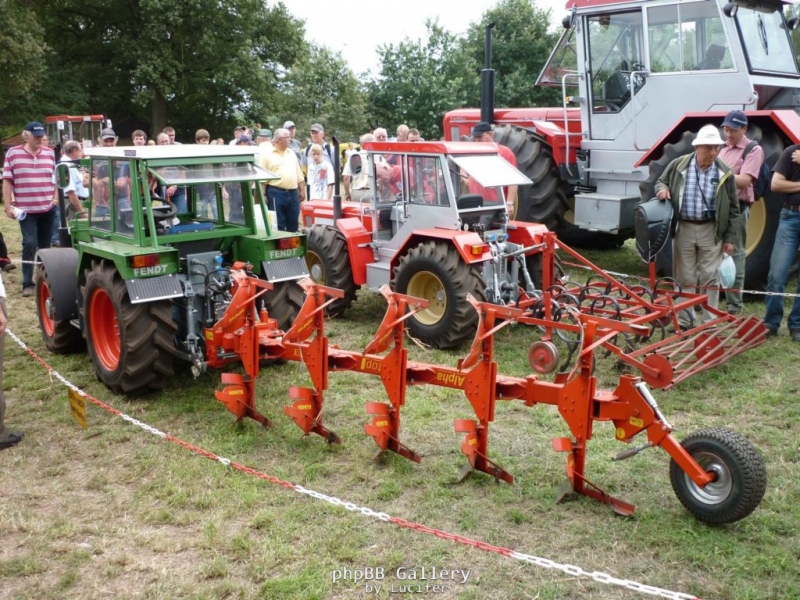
left=147, top=198, right=178, bottom=220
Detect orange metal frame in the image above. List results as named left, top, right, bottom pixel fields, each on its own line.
left=205, top=240, right=765, bottom=515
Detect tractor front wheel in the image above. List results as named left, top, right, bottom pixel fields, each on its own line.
left=669, top=427, right=767, bottom=524
left=304, top=224, right=358, bottom=316
left=393, top=242, right=486, bottom=348
left=36, top=263, right=84, bottom=353
left=83, top=261, right=176, bottom=395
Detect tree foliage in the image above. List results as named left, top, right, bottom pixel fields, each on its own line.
left=461, top=0, right=562, bottom=109
left=366, top=20, right=475, bottom=140
left=276, top=44, right=369, bottom=142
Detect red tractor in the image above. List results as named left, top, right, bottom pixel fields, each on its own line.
left=300, top=140, right=552, bottom=348
left=444, top=0, right=800, bottom=289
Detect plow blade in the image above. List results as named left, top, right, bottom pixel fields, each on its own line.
left=284, top=387, right=341, bottom=444
left=364, top=402, right=421, bottom=463
left=455, top=419, right=514, bottom=484
left=215, top=372, right=270, bottom=426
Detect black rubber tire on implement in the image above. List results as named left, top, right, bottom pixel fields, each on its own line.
left=392, top=241, right=486, bottom=348
left=261, top=279, right=305, bottom=331
left=304, top=224, right=358, bottom=316
left=35, top=263, right=84, bottom=353
left=669, top=427, right=767, bottom=524
left=82, top=261, right=176, bottom=395
left=493, top=124, right=570, bottom=232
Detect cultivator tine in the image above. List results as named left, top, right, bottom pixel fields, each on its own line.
left=215, top=372, right=271, bottom=427
left=454, top=419, right=513, bottom=484
left=284, top=386, right=341, bottom=444
left=364, top=402, right=422, bottom=463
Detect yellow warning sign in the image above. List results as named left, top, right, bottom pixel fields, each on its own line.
left=68, top=388, right=87, bottom=429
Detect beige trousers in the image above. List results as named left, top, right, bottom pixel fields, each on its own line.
left=673, top=221, right=723, bottom=326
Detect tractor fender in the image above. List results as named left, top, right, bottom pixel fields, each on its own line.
left=336, top=217, right=373, bottom=285
left=37, top=247, right=80, bottom=321
left=636, top=109, right=800, bottom=167
left=389, top=229, right=490, bottom=273
left=506, top=221, right=550, bottom=249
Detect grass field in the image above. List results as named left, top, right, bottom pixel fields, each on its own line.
left=0, top=219, right=798, bottom=600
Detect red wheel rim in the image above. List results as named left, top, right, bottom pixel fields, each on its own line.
left=38, top=283, right=55, bottom=338
left=89, top=288, right=120, bottom=370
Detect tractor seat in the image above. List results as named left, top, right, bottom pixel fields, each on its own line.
left=457, top=194, right=483, bottom=210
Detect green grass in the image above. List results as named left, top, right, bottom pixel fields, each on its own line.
left=1, top=219, right=799, bottom=599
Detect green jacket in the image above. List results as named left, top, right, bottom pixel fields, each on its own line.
left=654, top=153, right=740, bottom=245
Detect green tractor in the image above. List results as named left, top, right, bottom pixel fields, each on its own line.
left=37, top=144, right=307, bottom=395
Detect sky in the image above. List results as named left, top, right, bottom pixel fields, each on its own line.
left=287, top=0, right=569, bottom=76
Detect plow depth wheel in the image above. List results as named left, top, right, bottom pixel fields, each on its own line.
left=393, top=241, right=486, bottom=349
left=669, top=427, right=767, bottom=524
left=304, top=224, right=358, bottom=316
left=83, top=262, right=176, bottom=395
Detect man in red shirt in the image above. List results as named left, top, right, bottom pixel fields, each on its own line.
left=2, top=122, right=57, bottom=297
left=468, top=122, right=519, bottom=215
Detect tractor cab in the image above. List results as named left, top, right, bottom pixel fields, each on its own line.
left=359, top=141, right=529, bottom=249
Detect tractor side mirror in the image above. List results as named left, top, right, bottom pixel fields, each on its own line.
left=723, top=2, right=738, bottom=18
left=55, top=163, right=71, bottom=189
left=787, top=17, right=800, bottom=31
left=562, top=6, right=577, bottom=29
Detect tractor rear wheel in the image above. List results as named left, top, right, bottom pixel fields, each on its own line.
left=393, top=241, right=486, bottom=348
left=35, top=263, right=84, bottom=353
left=493, top=124, right=570, bottom=232
left=261, top=279, right=305, bottom=331
left=669, top=427, right=767, bottom=524
left=83, top=261, right=176, bottom=395
left=304, top=224, right=358, bottom=316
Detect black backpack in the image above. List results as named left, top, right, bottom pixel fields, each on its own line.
left=741, top=141, right=771, bottom=199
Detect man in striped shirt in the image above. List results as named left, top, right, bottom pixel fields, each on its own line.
left=2, top=121, right=58, bottom=297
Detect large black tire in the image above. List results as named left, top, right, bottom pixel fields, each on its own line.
left=669, top=427, right=767, bottom=524
left=493, top=124, right=570, bottom=231
left=261, top=279, right=305, bottom=331
left=392, top=241, right=486, bottom=348
left=82, top=261, right=177, bottom=395
left=640, top=127, right=787, bottom=290
left=35, top=263, right=84, bottom=353
left=741, top=126, right=785, bottom=292
left=304, top=224, right=358, bottom=316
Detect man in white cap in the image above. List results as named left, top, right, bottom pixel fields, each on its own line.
left=283, top=120, right=302, bottom=161
left=655, top=124, right=740, bottom=327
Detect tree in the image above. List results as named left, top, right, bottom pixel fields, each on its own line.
left=276, top=44, right=368, bottom=142
left=0, top=0, right=48, bottom=134
left=461, top=0, right=562, bottom=109
left=366, top=20, right=475, bottom=140
left=29, top=0, right=305, bottom=140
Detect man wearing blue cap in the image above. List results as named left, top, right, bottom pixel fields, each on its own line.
left=2, top=122, right=58, bottom=297
left=718, top=110, right=764, bottom=314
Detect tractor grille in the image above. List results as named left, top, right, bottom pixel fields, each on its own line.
left=126, top=274, right=183, bottom=304
left=262, top=256, right=309, bottom=282
left=172, top=239, right=217, bottom=259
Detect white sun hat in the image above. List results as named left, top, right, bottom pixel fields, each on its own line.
left=692, top=124, right=725, bottom=146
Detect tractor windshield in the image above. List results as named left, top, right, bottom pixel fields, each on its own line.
left=537, top=27, right=579, bottom=88
left=735, top=4, right=799, bottom=75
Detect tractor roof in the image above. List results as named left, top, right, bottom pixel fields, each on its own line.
left=45, top=115, right=105, bottom=123
left=362, top=141, right=502, bottom=155
left=565, top=0, right=791, bottom=10
left=83, top=145, right=259, bottom=161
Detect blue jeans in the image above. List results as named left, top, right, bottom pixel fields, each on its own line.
left=19, top=207, right=56, bottom=289
left=266, top=187, right=299, bottom=232
left=764, top=209, right=800, bottom=332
